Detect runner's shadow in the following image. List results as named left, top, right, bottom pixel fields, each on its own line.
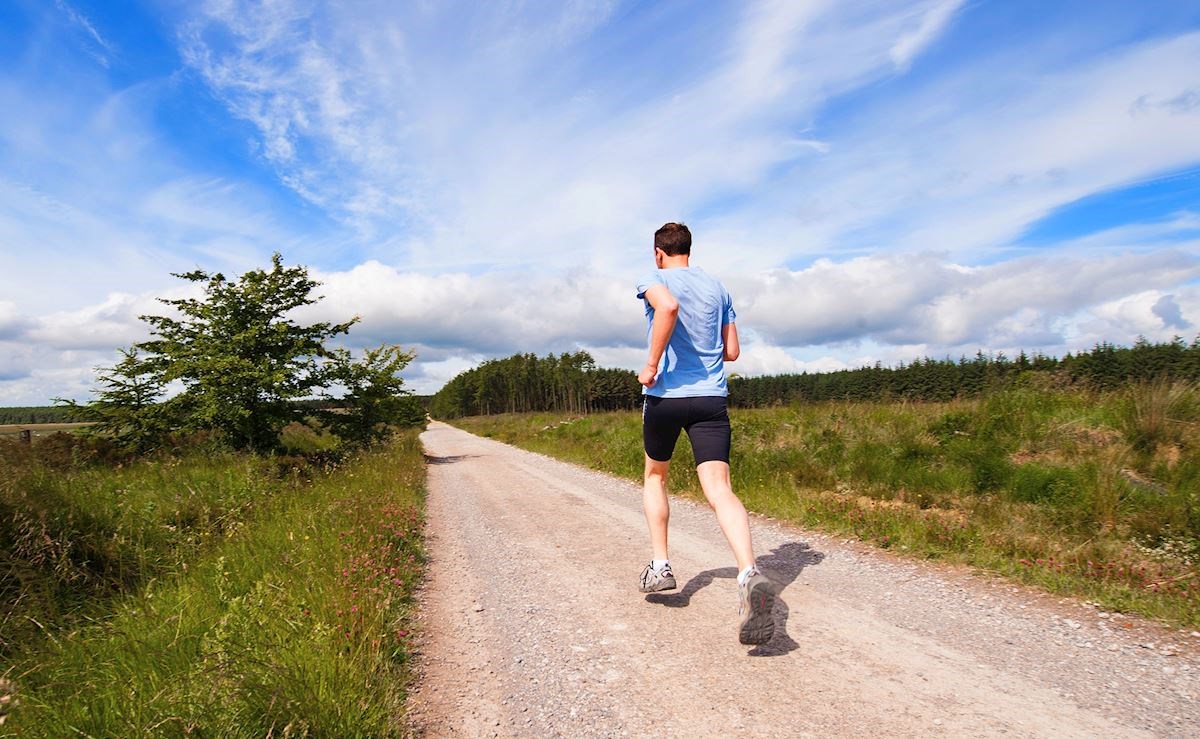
left=423, top=453, right=479, bottom=465
left=645, top=541, right=824, bottom=657
left=645, top=566, right=738, bottom=608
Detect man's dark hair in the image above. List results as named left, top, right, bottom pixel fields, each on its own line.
left=654, top=222, right=691, bottom=256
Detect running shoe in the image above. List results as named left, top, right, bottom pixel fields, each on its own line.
left=639, top=562, right=677, bottom=593
left=737, top=567, right=776, bottom=645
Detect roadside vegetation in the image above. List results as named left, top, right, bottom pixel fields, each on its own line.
left=455, top=379, right=1200, bottom=627
left=2, top=255, right=427, bottom=735
left=1, top=429, right=424, bottom=736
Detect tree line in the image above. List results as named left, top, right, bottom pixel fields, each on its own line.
left=427, top=352, right=642, bottom=418
left=0, top=407, right=76, bottom=425
left=728, top=337, right=1200, bottom=407
left=426, top=337, right=1200, bottom=418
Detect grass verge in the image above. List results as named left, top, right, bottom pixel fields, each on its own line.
left=2, top=431, right=425, bottom=737
left=454, top=385, right=1199, bottom=628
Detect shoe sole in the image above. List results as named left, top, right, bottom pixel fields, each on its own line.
left=738, top=577, right=776, bottom=645
left=639, top=576, right=677, bottom=593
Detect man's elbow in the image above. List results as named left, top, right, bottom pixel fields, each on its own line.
left=725, top=348, right=740, bottom=362
left=660, top=300, right=680, bottom=316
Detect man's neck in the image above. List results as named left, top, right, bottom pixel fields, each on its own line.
left=660, top=255, right=690, bottom=269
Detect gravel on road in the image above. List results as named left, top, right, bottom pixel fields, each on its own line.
left=404, top=422, right=1199, bottom=738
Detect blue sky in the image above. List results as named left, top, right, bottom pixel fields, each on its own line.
left=1, top=0, right=1199, bottom=403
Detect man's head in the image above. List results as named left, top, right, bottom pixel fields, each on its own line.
left=654, top=222, right=691, bottom=256
left=654, top=222, right=691, bottom=268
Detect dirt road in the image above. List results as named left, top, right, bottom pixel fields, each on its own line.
left=406, top=422, right=1199, bottom=737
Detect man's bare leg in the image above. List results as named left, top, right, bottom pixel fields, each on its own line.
left=643, top=455, right=671, bottom=561
left=696, top=460, right=755, bottom=571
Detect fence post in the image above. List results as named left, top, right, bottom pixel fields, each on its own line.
left=19, top=429, right=32, bottom=444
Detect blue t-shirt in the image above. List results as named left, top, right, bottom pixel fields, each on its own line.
left=636, top=266, right=736, bottom=398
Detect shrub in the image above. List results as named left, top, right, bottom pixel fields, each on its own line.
left=929, top=410, right=973, bottom=443
left=1119, top=380, right=1199, bottom=454
left=1009, top=463, right=1081, bottom=507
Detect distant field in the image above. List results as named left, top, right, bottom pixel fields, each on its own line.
left=454, top=383, right=1200, bottom=627
left=0, top=422, right=93, bottom=436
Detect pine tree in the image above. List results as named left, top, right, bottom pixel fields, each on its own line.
left=55, top=347, right=169, bottom=453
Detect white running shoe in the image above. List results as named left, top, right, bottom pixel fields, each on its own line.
left=737, top=567, right=776, bottom=644
left=638, top=561, right=677, bottom=593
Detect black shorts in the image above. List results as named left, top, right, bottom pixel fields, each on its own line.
left=642, top=395, right=731, bottom=465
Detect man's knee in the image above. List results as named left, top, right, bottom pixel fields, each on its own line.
left=696, top=460, right=731, bottom=486
left=644, top=455, right=670, bottom=481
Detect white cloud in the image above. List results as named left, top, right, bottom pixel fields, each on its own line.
left=26, top=292, right=167, bottom=351
left=401, top=354, right=486, bottom=395
left=0, top=338, right=115, bottom=403
left=0, top=341, right=35, bottom=382
left=736, top=249, right=1200, bottom=347
left=890, top=0, right=964, bottom=71
left=1080, top=286, right=1200, bottom=346
left=55, top=0, right=115, bottom=68
left=729, top=340, right=851, bottom=377
left=0, top=364, right=105, bottom=406
left=302, top=260, right=642, bottom=351
left=0, top=301, right=34, bottom=341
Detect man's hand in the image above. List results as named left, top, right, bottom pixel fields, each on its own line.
left=638, top=363, right=658, bottom=388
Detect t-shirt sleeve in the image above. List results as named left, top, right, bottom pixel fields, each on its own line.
left=722, top=286, right=736, bottom=325
left=636, top=271, right=665, bottom=300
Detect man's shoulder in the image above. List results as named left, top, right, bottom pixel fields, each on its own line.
left=690, top=267, right=730, bottom=294
left=637, top=267, right=729, bottom=295
left=635, top=270, right=666, bottom=297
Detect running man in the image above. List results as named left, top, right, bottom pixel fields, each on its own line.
left=635, top=222, right=776, bottom=645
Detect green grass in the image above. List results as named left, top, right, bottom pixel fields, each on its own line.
left=2, top=442, right=288, bottom=653
left=1, top=431, right=425, bottom=737
left=455, top=384, right=1200, bottom=627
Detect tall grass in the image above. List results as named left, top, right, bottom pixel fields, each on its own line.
left=1, top=431, right=425, bottom=736
left=456, top=384, right=1200, bottom=626
left=1, top=434, right=290, bottom=655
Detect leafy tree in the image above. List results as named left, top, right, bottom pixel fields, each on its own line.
left=54, top=347, right=169, bottom=453
left=136, top=253, right=357, bottom=452
left=319, top=344, right=425, bottom=447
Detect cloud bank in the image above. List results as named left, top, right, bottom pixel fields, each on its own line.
left=4, top=246, right=1196, bottom=401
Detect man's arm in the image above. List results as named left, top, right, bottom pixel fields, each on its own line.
left=723, top=321, right=740, bottom=362
left=638, top=284, right=679, bottom=388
